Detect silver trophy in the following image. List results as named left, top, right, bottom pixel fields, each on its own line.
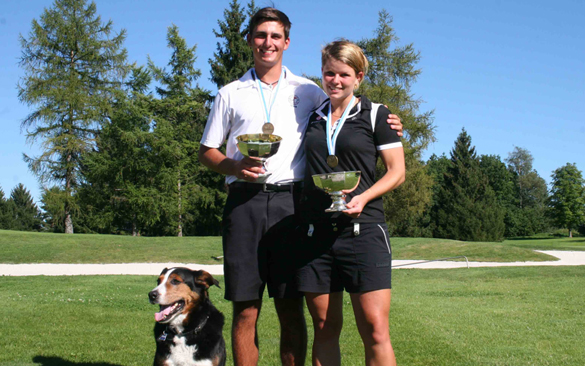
left=312, top=171, right=362, bottom=212
left=236, top=133, right=282, bottom=178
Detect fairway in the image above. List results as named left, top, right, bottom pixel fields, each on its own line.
left=3, top=230, right=584, bottom=264
left=1, top=267, right=584, bottom=365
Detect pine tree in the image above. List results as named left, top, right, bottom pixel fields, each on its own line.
left=209, top=0, right=258, bottom=89
left=148, top=25, right=224, bottom=236
left=548, top=163, right=585, bottom=238
left=355, top=10, right=436, bottom=236
left=0, top=188, right=16, bottom=230
left=9, top=183, right=43, bottom=231
left=433, top=129, right=505, bottom=241
left=18, top=0, right=128, bottom=233
left=79, top=66, right=160, bottom=235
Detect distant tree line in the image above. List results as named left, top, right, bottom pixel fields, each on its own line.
left=10, top=0, right=585, bottom=239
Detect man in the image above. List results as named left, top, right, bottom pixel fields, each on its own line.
left=199, top=8, right=402, bottom=366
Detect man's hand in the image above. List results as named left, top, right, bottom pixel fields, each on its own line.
left=234, top=157, right=264, bottom=182
left=387, top=113, right=403, bottom=137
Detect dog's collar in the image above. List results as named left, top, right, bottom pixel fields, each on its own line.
left=158, top=315, right=210, bottom=343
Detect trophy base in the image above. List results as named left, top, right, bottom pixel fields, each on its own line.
left=256, top=172, right=272, bottom=178
left=324, top=192, right=347, bottom=212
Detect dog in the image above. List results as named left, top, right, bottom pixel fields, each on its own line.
left=148, top=267, right=226, bottom=366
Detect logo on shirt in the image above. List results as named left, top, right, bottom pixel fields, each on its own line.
left=289, top=94, right=300, bottom=108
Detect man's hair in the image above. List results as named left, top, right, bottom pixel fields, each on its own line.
left=248, top=7, right=292, bottom=39
left=321, top=39, right=369, bottom=77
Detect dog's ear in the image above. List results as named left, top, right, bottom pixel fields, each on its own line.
left=193, top=270, right=220, bottom=289
left=159, top=267, right=169, bottom=276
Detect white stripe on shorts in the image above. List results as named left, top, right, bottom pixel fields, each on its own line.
left=377, top=224, right=391, bottom=254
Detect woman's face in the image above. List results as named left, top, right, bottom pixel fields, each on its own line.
left=322, top=58, right=363, bottom=104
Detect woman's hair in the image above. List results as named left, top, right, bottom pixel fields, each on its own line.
left=248, top=7, right=292, bottom=39
left=321, top=40, right=369, bottom=77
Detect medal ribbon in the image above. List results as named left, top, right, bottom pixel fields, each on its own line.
left=326, top=95, right=356, bottom=158
left=253, top=68, right=284, bottom=127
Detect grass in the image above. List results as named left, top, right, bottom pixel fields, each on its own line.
left=1, top=267, right=584, bottom=365
left=4, top=229, right=585, bottom=264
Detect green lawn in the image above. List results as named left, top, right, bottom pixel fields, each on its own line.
left=4, top=229, right=584, bottom=264
left=1, top=267, right=584, bottom=365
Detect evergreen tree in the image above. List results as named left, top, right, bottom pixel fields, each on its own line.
left=40, top=186, right=67, bottom=233
left=18, top=0, right=129, bottom=234
left=149, top=25, right=224, bottom=236
left=433, top=129, right=505, bottom=241
left=0, top=188, right=16, bottom=230
left=209, top=0, right=258, bottom=89
left=356, top=10, right=436, bottom=236
left=79, top=66, right=160, bottom=235
left=548, top=163, right=585, bottom=238
left=9, top=184, right=43, bottom=231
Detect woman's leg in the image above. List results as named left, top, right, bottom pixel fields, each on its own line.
left=305, top=291, right=344, bottom=366
left=350, top=289, right=395, bottom=366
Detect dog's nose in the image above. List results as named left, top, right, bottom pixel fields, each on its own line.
left=148, top=290, right=158, bottom=303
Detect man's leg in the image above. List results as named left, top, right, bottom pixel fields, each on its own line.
left=232, top=299, right=263, bottom=366
left=274, top=297, right=307, bottom=366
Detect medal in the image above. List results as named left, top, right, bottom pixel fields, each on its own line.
left=262, top=123, right=274, bottom=134
left=254, top=69, right=284, bottom=135
left=326, top=96, right=356, bottom=170
left=327, top=155, right=339, bottom=168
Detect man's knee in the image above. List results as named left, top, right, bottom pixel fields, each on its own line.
left=233, top=300, right=262, bottom=326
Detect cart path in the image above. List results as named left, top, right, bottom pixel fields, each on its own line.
left=1, top=251, right=584, bottom=276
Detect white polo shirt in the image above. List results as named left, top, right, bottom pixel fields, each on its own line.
left=201, top=67, right=327, bottom=185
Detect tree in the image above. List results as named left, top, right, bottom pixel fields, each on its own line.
left=9, top=184, right=43, bottom=231
left=433, top=129, right=505, bottom=241
left=148, top=25, right=224, bottom=236
left=356, top=10, right=436, bottom=236
left=209, top=0, right=258, bottom=89
left=504, top=147, right=549, bottom=236
left=0, top=187, right=16, bottom=230
left=79, top=66, right=160, bottom=236
left=18, top=0, right=129, bottom=233
left=548, top=163, right=585, bottom=238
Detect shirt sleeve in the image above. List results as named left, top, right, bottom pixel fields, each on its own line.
left=374, top=105, right=403, bottom=151
left=200, top=92, right=230, bottom=148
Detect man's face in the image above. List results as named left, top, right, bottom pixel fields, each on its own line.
left=248, top=21, right=290, bottom=70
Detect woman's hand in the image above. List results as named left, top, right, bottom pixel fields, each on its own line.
left=343, top=194, right=368, bottom=218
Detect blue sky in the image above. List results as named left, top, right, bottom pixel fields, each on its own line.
left=1, top=0, right=584, bottom=203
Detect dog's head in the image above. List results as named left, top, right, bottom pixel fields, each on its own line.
left=148, top=267, right=220, bottom=324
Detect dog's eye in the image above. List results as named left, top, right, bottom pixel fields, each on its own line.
left=171, top=279, right=181, bottom=285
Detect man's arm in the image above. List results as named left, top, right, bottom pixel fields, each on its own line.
left=198, top=145, right=264, bottom=182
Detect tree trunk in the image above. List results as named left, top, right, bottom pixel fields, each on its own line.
left=569, top=229, right=573, bottom=238
left=64, top=213, right=74, bottom=234
left=65, top=154, right=74, bottom=234
left=177, top=175, right=183, bottom=237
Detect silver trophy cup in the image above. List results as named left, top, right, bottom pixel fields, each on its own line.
left=236, top=134, right=282, bottom=178
left=312, top=171, right=362, bottom=212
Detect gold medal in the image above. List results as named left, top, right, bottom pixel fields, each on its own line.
left=262, top=123, right=274, bottom=135
left=327, top=155, right=339, bottom=168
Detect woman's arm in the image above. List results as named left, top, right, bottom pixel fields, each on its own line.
left=343, top=147, right=405, bottom=218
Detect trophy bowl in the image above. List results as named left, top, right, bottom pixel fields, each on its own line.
left=312, top=171, right=362, bottom=212
left=236, top=134, right=282, bottom=177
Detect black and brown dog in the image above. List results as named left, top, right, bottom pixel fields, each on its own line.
left=148, top=267, right=226, bottom=366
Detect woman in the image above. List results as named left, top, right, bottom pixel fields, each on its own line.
left=297, top=40, right=405, bottom=366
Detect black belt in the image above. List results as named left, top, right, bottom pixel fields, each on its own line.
left=229, top=181, right=303, bottom=193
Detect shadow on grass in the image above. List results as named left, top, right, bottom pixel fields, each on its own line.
left=33, top=356, right=122, bottom=366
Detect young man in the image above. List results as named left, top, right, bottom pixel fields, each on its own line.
left=199, top=8, right=402, bottom=366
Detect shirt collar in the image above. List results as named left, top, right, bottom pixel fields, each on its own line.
left=237, top=66, right=294, bottom=90
left=315, top=95, right=370, bottom=122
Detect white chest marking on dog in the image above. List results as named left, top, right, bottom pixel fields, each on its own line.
left=166, top=335, right=212, bottom=366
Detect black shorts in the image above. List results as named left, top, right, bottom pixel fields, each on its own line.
left=222, top=183, right=303, bottom=302
left=296, top=222, right=392, bottom=294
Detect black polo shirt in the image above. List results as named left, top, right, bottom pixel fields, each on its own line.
left=300, top=96, right=402, bottom=225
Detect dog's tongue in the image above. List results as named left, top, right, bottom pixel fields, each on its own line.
left=155, top=306, right=173, bottom=322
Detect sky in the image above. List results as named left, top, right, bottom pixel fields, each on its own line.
left=1, top=0, right=584, bottom=204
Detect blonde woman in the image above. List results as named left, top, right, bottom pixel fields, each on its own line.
left=297, top=40, right=405, bottom=366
